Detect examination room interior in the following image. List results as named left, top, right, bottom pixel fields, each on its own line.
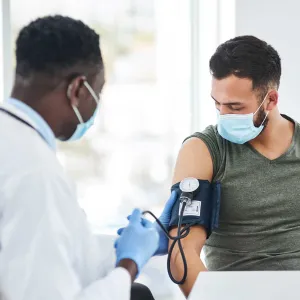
left=0, top=0, right=299, bottom=299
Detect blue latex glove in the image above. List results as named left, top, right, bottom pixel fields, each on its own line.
left=117, top=190, right=178, bottom=256
left=114, top=208, right=159, bottom=275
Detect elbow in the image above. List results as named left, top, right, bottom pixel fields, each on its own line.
left=169, top=241, right=192, bottom=268
left=168, top=225, right=207, bottom=265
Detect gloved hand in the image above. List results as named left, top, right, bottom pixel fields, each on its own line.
left=117, top=190, right=178, bottom=256
left=114, top=208, right=159, bottom=275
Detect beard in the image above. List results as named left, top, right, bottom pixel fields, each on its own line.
left=253, top=106, right=269, bottom=133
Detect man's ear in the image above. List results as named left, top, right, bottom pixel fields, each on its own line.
left=66, top=75, right=87, bottom=107
left=265, top=90, right=279, bottom=111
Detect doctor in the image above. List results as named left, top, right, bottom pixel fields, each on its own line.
left=0, top=15, right=176, bottom=300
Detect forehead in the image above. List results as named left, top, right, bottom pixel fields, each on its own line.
left=211, top=75, right=255, bottom=102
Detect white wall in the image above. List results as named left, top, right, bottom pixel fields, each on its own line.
left=235, top=0, right=300, bottom=121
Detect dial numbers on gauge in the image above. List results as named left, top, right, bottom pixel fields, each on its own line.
left=179, top=177, right=199, bottom=192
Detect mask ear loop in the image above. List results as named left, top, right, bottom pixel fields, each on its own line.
left=254, top=92, right=269, bottom=115
left=261, top=111, right=269, bottom=126
left=83, top=81, right=100, bottom=104
left=72, top=106, right=84, bottom=124
left=254, top=93, right=269, bottom=126
left=67, top=83, right=84, bottom=124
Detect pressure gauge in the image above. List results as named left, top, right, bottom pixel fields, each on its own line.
left=179, top=177, right=199, bottom=193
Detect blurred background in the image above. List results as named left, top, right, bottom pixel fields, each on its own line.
left=8, top=0, right=195, bottom=234
left=0, top=0, right=299, bottom=299
left=0, top=0, right=236, bottom=234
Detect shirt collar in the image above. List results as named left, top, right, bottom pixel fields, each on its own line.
left=5, top=98, right=56, bottom=150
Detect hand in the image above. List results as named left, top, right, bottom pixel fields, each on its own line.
left=117, top=190, right=178, bottom=256
left=157, top=190, right=178, bottom=228
left=114, top=209, right=159, bottom=276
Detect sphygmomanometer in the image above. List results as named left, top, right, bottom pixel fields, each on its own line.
left=143, top=177, right=221, bottom=285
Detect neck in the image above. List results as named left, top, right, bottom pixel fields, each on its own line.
left=250, top=109, right=294, bottom=150
left=11, top=86, right=62, bottom=137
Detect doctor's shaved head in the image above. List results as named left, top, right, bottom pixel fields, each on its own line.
left=11, top=15, right=105, bottom=139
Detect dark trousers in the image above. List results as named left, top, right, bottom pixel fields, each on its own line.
left=131, top=283, right=155, bottom=300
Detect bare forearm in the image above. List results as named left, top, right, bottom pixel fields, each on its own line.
left=170, top=246, right=207, bottom=297
left=169, top=226, right=207, bottom=298
left=117, top=259, right=138, bottom=283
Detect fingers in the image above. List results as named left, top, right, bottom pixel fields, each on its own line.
left=142, top=218, right=153, bottom=228
left=127, top=214, right=152, bottom=227
left=129, top=208, right=142, bottom=224
left=118, top=219, right=152, bottom=237
left=117, top=227, right=124, bottom=235
left=114, top=238, right=119, bottom=249
left=164, top=190, right=178, bottom=211
left=168, top=190, right=178, bottom=205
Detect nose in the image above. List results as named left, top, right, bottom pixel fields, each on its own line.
left=218, top=105, right=226, bottom=115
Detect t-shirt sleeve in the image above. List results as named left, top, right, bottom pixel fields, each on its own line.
left=183, top=125, right=225, bottom=180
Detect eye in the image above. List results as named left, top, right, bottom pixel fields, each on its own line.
left=214, top=100, right=220, bottom=107
left=229, top=105, right=243, bottom=111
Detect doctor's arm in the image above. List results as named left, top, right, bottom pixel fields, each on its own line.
left=169, top=138, right=213, bottom=298
left=0, top=169, right=134, bottom=300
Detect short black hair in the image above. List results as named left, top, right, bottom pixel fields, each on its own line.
left=209, top=35, right=281, bottom=97
left=15, top=15, right=103, bottom=78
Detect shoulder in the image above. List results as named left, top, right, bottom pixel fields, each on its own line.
left=172, top=127, right=219, bottom=184
left=0, top=139, right=76, bottom=213
left=0, top=113, right=63, bottom=178
left=184, top=125, right=223, bottom=147
left=181, top=125, right=225, bottom=179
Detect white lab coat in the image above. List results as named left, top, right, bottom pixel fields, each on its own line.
left=0, top=103, right=131, bottom=300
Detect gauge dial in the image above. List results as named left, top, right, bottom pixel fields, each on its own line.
left=179, top=177, right=199, bottom=192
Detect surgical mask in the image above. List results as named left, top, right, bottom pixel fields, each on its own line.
left=217, top=94, right=269, bottom=144
left=68, top=81, right=100, bottom=141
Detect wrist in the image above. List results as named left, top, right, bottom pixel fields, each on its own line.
left=117, top=258, right=138, bottom=282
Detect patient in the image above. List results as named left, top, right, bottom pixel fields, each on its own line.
left=168, top=35, right=300, bottom=297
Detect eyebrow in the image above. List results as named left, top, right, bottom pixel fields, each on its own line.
left=211, top=95, right=243, bottom=106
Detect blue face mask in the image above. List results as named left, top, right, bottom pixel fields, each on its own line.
left=68, top=81, right=100, bottom=142
left=217, top=95, right=269, bottom=144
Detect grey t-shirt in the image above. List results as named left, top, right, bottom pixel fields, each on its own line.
left=188, top=115, right=300, bottom=270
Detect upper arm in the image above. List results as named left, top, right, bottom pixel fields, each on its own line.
left=172, top=137, right=213, bottom=185
left=170, top=137, right=213, bottom=254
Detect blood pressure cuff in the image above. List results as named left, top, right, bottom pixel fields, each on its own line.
left=169, top=180, right=221, bottom=238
